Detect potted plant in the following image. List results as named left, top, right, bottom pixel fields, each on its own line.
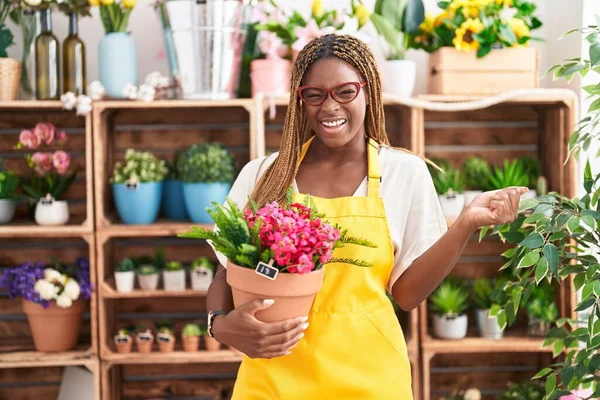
left=137, top=264, right=160, bottom=291
left=461, top=156, right=490, bottom=206
left=0, top=0, right=21, bottom=100
left=181, top=323, right=200, bottom=352
left=429, top=278, right=469, bottom=339
left=156, top=324, right=175, bottom=353
left=111, top=149, right=168, bottom=225
left=523, top=282, right=557, bottom=337
left=485, top=159, right=529, bottom=192
left=0, top=257, right=93, bottom=352
left=135, top=328, right=154, bottom=353
left=163, top=261, right=185, bottom=292
left=114, top=328, right=132, bottom=354
left=190, top=256, right=214, bottom=291
left=16, top=124, right=77, bottom=226
left=471, top=278, right=504, bottom=339
left=161, top=151, right=188, bottom=220
left=0, top=159, right=19, bottom=224
left=370, top=0, right=425, bottom=97
left=497, top=380, right=544, bottom=400
left=179, top=192, right=376, bottom=322
left=411, top=0, right=542, bottom=95
left=429, top=159, right=466, bottom=221
left=200, top=325, right=221, bottom=352
left=114, top=257, right=135, bottom=293
left=178, top=143, right=236, bottom=224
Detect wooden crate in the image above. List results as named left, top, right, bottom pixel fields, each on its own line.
left=0, top=101, right=94, bottom=237
left=92, top=99, right=258, bottom=232
left=428, top=48, right=539, bottom=95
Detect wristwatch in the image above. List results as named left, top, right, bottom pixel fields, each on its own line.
left=207, top=310, right=227, bottom=338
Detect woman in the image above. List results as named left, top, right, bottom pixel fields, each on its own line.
left=207, top=34, right=526, bottom=399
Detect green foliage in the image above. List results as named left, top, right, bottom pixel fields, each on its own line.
left=0, top=162, right=19, bottom=200
left=429, top=278, right=470, bottom=317
left=486, top=159, right=530, bottom=190
left=518, top=156, right=542, bottom=189
left=137, top=264, right=158, bottom=275
left=115, top=258, right=135, bottom=273
left=371, top=0, right=425, bottom=60
left=428, top=159, right=465, bottom=195
left=472, top=278, right=492, bottom=310
left=191, top=256, right=214, bottom=271
left=21, top=170, right=77, bottom=201
left=165, top=261, right=183, bottom=272
left=524, top=282, right=558, bottom=323
left=154, top=246, right=166, bottom=271
left=178, top=143, right=236, bottom=184
left=111, top=149, right=168, bottom=184
left=182, top=323, right=201, bottom=337
left=165, top=149, right=185, bottom=180
left=462, top=157, right=491, bottom=191
left=497, top=380, right=545, bottom=400
left=0, top=24, right=14, bottom=58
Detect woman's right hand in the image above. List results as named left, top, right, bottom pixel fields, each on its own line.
left=212, top=299, right=309, bottom=359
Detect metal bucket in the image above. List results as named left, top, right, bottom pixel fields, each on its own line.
left=163, top=0, right=250, bottom=100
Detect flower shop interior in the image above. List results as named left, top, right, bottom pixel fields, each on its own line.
left=0, top=0, right=599, bottom=399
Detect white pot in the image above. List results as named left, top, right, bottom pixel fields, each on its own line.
left=0, top=199, right=16, bottom=224
left=438, top=193, right=465, bottom=219
left=433, top=314, right=468, bottom=339
left=380, top=60, right=416, bottom=98
left=114, top=271, right=135, bottom=293
left=191, top=267, right=214, bottom=291
left=137, top=273, right=159, bottom=291
left=163, top=270, right=186, bottom=292
left=34, top=199, right=69, bottom=226
left=520, top=190, right=537, bottom=201
left=476, top=309, right=503, bottom=339
left=464, top=190, right=482, bottom=208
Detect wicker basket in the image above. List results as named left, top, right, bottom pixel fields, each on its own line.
left=0, top=58, right=21, bottom=101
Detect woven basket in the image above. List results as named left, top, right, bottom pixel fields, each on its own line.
left=0, top=58, right=21, bottom=101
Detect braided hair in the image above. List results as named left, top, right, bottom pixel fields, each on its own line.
left=250, top=34, right=392, bottom=208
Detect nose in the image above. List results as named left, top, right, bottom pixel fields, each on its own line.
left=320, top=92, right=339, bottom=113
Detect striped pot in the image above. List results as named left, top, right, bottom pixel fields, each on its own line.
left=99, top=32, right=138, bottom=98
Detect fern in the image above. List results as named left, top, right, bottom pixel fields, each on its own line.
left=327, top=258, right=373, bottom=268
left=248, top=196, right=259, bottom=213
left=285, top=184, right=294, bottom=208
left=235, top=254, right=255, bottom=268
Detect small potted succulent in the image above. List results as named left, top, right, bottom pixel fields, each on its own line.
left=429, top=278, right=470, bottom=340
left=163, top=261, right=185, bottom=292
left=497, top=380, right=544, bottom=400
left=472, top=278, right=505, bottom=340
left=200, top=325, right=221, bottom=352
left=137, top=264, right=160, bottom=291
left=461, top=157, right=490, bottom=207
left=178, top=143, right=236, bottom=223
left=429, top=159, right=466, bottom=222
left=190, top=256, right=214, bottom=291
left=114, top=257, right=135, bottom=293
left=181, top=323, right=201, bottom=352
left=114, top=328, right=133, bottom=354
left=111, top=149, right=169, bottom=225
left=135, top=328, right=154, bottom=353
left=485, top=159, right=529, bottom=194
left=0, top=160, right=19, bottom=224
left=156, top=324, right=176, bottom=353
left=524, top=282, right=558, bottom=337
left=162, top=150, right=188, bottom=220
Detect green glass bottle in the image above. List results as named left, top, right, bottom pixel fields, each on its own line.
left=35, top=8, right=59, bottom=100
left=63, top=12, right=86, bottom=95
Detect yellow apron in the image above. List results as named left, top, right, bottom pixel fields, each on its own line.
left=232, top=137, right=413, bottom=399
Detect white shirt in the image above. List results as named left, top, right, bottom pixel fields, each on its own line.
left=213, top=146, right=448, bottom=292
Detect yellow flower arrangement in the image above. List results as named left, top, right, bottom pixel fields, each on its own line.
left=453, top=18, right=484, bottom=51
left=508, top=17, right=529, bottom=40
left=495, top=0, right=513, bottom=6
left=88, top=0, right=136, bottom=33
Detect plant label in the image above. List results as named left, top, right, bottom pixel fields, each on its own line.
left=255, top=261, right=278, bottom=281
left=115, top=336, right=129, bottom=344
left=40, top=198, right=54, bottom=206
left=157, top=334, right=171, bottom=343
left=125, top=181, right=140, bottom=191
left=138, top=334, right=152, bottom=342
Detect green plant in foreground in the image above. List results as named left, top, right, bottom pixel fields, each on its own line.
left=429, top=279, right=469, bottom=318
left=182, top=323, right=201, bottom=337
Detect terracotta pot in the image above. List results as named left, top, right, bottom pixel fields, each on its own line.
left=135, top=335, right=154, bottom=353
left=204, top=336, right=221, bottom=352
left=226, top=261, right=324, bottom=322
left=114, top=336, right=133, bottom=354
left=22, top=299, right=87, bottom=352
left=157, top=338, right=175, bottom=353
left=182, top=336, right=200, bottom=352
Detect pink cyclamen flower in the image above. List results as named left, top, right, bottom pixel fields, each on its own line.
left=19, top=129, right=41, bottom=149
left=31, top=152, right=54, bottom=176
left=258, top=31, right=287, bottom=59
left=52, top=150, right=70, bottom=175
left=33, top=122, right=56, bottom=145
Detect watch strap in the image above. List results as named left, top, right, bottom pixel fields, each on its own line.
left=208, top=310, right=227, bottom=338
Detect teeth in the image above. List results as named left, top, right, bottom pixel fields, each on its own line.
left=322, top=119, right=346, bottom=127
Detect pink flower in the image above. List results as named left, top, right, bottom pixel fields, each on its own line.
left=52, top=150, right=70, bottom=175
left=292, top=19, right=336, bottom=52
left=19, top=129, right=40, bottom=149
left=33, top=122, right=56, bottom=145
left=31, top=152, right=54, bottom=176
left=258, top=31, right=287, bottom=59
left=559, top=389, right=595, bottom=400
left=56, top=131, right=67, bottom=144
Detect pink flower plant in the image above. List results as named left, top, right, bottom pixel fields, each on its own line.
left=18, top=130, right=40, bottom=149
left=33, top=123, right=55, bottom=145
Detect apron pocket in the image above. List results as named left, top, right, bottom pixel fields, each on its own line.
left=365, top=312, right=411, bottom=365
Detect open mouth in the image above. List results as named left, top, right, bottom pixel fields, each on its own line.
left=320, top=119, right=347, bottom=129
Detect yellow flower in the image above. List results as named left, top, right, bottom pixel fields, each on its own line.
left=495, top=0, right=513, bottom=6
left=354, top=3, right=370, bottom=28
left=419, top=13, right=435, bottom=34
left=453, top=18, right=484, bottom=52
left=312, top=0, right=323, bottom=17
left=123, top=0, right=136, bottom=8
left=435, top=10, right=451, bottom=27
left=449, top=0, right=489, bottom=19
left=88, top=0, right=99, bottom=6
left=508, top=18, right=530, bottom=42
left=100, top=0, right=114, bottom=5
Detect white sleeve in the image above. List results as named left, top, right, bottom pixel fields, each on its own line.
left=387, top=158, right=447, bottom=292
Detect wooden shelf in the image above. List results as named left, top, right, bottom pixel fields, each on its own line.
left=416, top=91, right=577, bottom=106
left=102, top=281, right=207, bottom=299
left=0, top=350, right=95, bottom=368
left=0, top=100, right=66, bottom=109
left=421, top=336, right=550, bottom=354
left=102, top=350, right=242, bottom=365
left=98, top=220, right=213, bottom=238
left=94, top=99, right=255, bottom=111
left=0, top=223, right=92, bottom=238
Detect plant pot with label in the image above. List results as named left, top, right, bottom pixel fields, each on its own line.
left=157, top=328, right=175, bottom=353
left=137, top=264, right=160, bottom=291
left=163, top=261, right=185, bottom=292
left=114, top=257, right=135, bottom=293
left=182, top=323, right=201, bottom=352
left=190, top=257, right=214, bottom=291
left=135, top=329, right=154, bottom=353
left=429, top=279, right=470, bottom=340
left=35, top=194, right=70, bottom=226
left=114, top=329, right=133, bottom=354
left=472, top=278, right=504, bottom=339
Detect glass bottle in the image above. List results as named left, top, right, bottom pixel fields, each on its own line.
left=19, top=9, right=40, bottom=100
left=35, top=8, right=59, bottom=100
left=63, top=12, right=86, bottom=95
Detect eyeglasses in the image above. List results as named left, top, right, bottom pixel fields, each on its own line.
left=297, top=81, right=367, bottom=106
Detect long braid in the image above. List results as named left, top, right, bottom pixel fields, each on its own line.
left=250, top=34, right=391, bottom=208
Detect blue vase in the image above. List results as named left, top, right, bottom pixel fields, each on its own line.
left=113, top=182, right=163, bottom=225
left=99, top=32, right=137, bottom=98
left=182, top=182, right=231, bottom=224
left=162, top=179, right=188, bottom=220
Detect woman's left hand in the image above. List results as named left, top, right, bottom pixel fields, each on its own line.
left=461, top=186, right=529, bottom=230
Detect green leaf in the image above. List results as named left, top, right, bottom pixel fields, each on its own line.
left=575, top=297, right=595, bottom=312
left=517, top=251, right=540, bottom=269
left=524, top=213, right=545, bottom=224
left=521, top=232, right=544, bottom=249
left=497, top=310, right=507, bottom=330
left=545, top=373, right=557, bottom=395
left=567, top=216, right=580, bottom=233
left=535, top=257, right=549, bottom=284
left=588, top=97, right=600, bottom=112
left=479, top=225, right=490, bottom=242
left=543, top=244, right=559, bottom=275
left=553, top=339, right=565, bottom=357
left=519, top=198, right=538, bottom=212
left=591, top=43, right=600, bottom=67
left=502, top=231, right=525, bottom=244
left=370, top=14, right=401, bottom=55
left=549, top=231, right=567, bottom=241
left=533, top=367, right=553, bottom=379
left=574, top=273, right=586, bottom=291
left=403, top=0, right=425, bottom=34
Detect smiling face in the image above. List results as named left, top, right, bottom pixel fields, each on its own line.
left=301, top=57, right=367, bottom=149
